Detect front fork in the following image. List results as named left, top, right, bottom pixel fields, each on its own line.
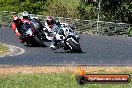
left=56, top=40, right=70, bottom=50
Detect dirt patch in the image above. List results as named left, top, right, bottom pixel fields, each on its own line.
left=0, top=65, right=132, bottom=74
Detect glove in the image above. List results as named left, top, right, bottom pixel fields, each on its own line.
left=15, top=28, right=21, bottom=36
left=43, top=28, right=49, bottom=33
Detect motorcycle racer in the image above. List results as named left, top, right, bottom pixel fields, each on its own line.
left=21, top=11, right=31, bottom=20
left=12, top=14, right=32, bottom=42
left=11, top=15, right=26, bottom=43
left=43, top=16, right=60, bottom=49
left=12, top=16, right=21, bottom=36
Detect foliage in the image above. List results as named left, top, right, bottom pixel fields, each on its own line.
left=0, top=0, right=131, bottom=23
left=101, top=0, right=132, bottom=23
left=76, top=0, right=97, bottom=20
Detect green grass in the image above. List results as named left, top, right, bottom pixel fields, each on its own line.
left=0, top=72, right=131, bottom=88
left=0, top=44, right=9, bottom=54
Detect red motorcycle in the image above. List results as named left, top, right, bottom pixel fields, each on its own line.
left=19, top=20, right=45, bottom=46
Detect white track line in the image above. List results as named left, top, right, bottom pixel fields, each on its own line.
left=0, top=43, right=25, bottom=57
left=9, top=46, right=25, bottom=56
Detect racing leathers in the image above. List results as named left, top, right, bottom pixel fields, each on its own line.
left=11, top=17, right=31, bottom=43
left=11, top=22, right=22, bottom=36
left=11, top=18, right=26, bottom=43
left=43, top=22, right=60, bottom=49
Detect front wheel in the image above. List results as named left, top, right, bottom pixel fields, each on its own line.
left=66, top=37, right=82, bottom=53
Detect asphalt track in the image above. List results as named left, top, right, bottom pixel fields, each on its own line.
left=0, top=28, right=132, bottom=66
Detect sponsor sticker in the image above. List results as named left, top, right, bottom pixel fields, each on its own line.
left=76, top=74, right=131, bottom=85
left=76, top=67, right=131, bottom=85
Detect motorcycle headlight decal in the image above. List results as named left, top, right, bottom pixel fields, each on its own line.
left=64, top=30, right=69, bottom=36
left=26, top=28, right=33, bottom=36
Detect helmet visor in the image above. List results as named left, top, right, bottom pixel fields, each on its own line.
left=47, top=20, right=54, bottom=25
left=23, top=16, right=28, bottom=19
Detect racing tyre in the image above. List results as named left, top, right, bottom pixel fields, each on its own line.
left=34, top=36, right=46, bottom=47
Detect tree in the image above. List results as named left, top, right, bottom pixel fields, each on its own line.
left=101, top=0, right=132, bottom=23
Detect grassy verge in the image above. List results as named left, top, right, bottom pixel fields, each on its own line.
left=0, top=44, right=9, bottom=54
left=0, top=66, right=131, bottom=88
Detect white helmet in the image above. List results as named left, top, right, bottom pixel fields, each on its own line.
left=22, top=11, right=29, bottom=19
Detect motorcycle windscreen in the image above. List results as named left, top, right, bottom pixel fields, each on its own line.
left=58, top=29, right=64, bottom=35
left=20, top=23, right=32, bottom=35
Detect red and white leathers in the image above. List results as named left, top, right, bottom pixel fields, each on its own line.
left=11, top=16, right=31, bottom=36
left=11, top=16, right=32, bottom=43
left=11, top=22, right=21, bottom=36
left=11, top=16, right=22, bottom=36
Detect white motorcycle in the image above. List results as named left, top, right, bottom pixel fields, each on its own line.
left=53, top=26, right=82, bottom=53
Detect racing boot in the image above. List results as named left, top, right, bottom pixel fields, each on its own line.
left=50, top=44, right=56, bottom=50
left=50, top=41, right=56, bottom=50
